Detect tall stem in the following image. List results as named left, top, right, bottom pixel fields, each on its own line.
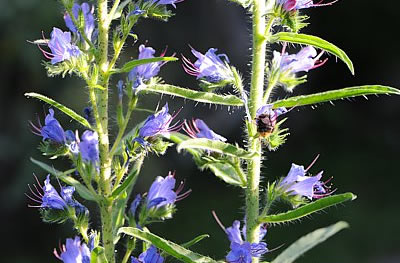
left=246, top=0, right=268, bottom=259
left=97, top=0, right=115, bottom=262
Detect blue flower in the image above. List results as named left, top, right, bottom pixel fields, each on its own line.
left=78, top=130, right=99, bottom=163
left=273, top=46, right=326, bottom=75
left=256, top=104, right=287, bottom=119
left=182, top=47, right=234, bottom=83
left=277, top=0, right=338, bottom=11
left=137, top=103, right=181, bottom=140
left=129, top=45, right=168, bottom=89
left=37, top=108, right=67, bottom=144
left=27, top=175, right=87, bottom=213
left=146, top=172, right=179, bottom=209
left=64, top=2, right=96, bottom=40
left=55, top=236, right=91, bottom=263
left=43, top=27, right=81, bottom=64
left=129, top=194, right=142, bottom=216
left=131, top=246, right=164, bottom=263
left=183, top=119, right=226, bottom=141
left=146, top=0, right=184, bottom=8
left=280, top=163, right=333, bottom=199
left=225, top=220, right=268, bottom=263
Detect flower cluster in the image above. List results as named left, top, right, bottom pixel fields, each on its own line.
left=64, top=2, right=96, bottom=41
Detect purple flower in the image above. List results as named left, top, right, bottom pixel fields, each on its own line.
left=129, top=194, right=142, bottom=216
left=137, top=103, right=181, bottom=139
left=39, top=27, right=81, bottom=64
left=129, top=45, right=169, bottom=88
left=78, top=130, right=99, bottom=163
left=147, top=0, right=185, bottom=8
left=54, top=236, right=91, bottom=263
left=30, top=108, right=66, bottom=144
left=64, top=3, right=95, bottom=40
left=146, top=171, right=189, bottom=209
left=277, top=0, right=338, bottom=11
left=256, top=104, right=287, bottom=119
left=183, top=119, right=227, bottom=141
left=273, top=46, right=327, bottom=74
left=182, top=48, right=234, bottom=83
left=27, top=175, right=86, bottom=213
left=280, top=163, right=333, bottom=199
left=225, top=220, right=268, bottom=263
left=131, top=246, right=164, bottom=263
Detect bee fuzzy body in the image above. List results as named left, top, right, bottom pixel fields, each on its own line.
left=256, top=113, right=277, bottom=138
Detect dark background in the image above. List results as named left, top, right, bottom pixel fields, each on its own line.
left=1, top=0, right=399, bottom=262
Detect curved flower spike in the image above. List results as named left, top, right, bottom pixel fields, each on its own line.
left=64, top=2, right=96, bottom=41
left=183, top=119, right=227, bottom=141
left=182, top=47, right=234, bottom=83
left=54, top=236, right=91, bottom=263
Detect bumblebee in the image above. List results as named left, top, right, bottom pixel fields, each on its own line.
left=255, top=112, right=278, bottom=138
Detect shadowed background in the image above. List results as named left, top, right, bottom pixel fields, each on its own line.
left=0, top=0, right=399, bottom=262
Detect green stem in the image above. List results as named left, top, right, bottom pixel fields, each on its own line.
left=100, top=202, right=115, bottom=263
left=108, top=0, right=121, bottom=22
left=262, top=75, right=278, bottom=104
left=121, top=238, right=136, bottom=263
left=110, top=96, right=138, bottom=156
left=246, top=0, right=269, bottom=260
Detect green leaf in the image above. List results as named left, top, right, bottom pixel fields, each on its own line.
left=144, top=84, right=244, bottom=106
left=181, top=234, right=210, bottom=249
left=272, top=32, right=354, bottom=75
left=112, top=0, right=131, bottom=19
left=31, top=158, right=97, bottom=201
left=25, top=92, right=91, bottom=128
left=177, top=138, right=257, bottom=159
left=90, top=247, right=108, bottom=263
left=273, top=85, right=400, bottom=108
left=110, top=168, right=140, bottom=199
left=118, top=227, right=218, bottom=263
left=271, top=221, right=349, bottom=263
left=259, top=193, right=356, bottom=224
left=114, top=57, right=178, bottom=73
left=204, top=162, right=246, bottom=187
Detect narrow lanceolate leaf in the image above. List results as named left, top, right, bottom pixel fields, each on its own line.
left=110, top=168, right=140, bottom=199
left=181, top=235, right=210, bottom=249
left=272, top=32, right=354, bottom=75
left=118, top=228, right=218, bottom=263
left=90, top=247, right=108, bottom=263
left=273, top=85, right=400, bottom=108
left=177, top=138, right=257, bottom=159
left=259, top=193, right=356, bottom=224
left=144, top=84, right=244, bottom=106
left=113, top=57, right=178, bottom=73
left=271, top=221, right=349, bottom=263
left=25, top=92, right=91, bottom=128
left=31, top=158, right=97, bottom=201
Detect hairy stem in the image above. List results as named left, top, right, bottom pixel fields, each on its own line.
left=246, top=0, right=268, bottom=260
left=97, top=0, right=115, bottom=262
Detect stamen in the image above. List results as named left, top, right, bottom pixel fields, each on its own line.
left=211, top=210, right=226, bottom=231
left=312, top=0, right=339, bottom=7
left=305, top=154, right=320, bottom=172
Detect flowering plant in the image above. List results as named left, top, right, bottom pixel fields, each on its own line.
left=25, top=0, right=399, bottom=262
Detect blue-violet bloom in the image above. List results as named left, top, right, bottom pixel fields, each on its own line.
left=273, top=46, right=327, bottom=75
left=129, top=44, right=169, bottom=89
left=78, top=130, right=99, bottom=163
left=40, top=27, right=81, bottom=64
left=27, top=175, right=86, bottom=212
left=182, top=47, right=234, bottom=83
left=54, top=236, right=91, bottom=263
left=183, top=119, right=226, bottom=141
left=277, top=0, right=338, bottom=11
left=147, top=0, right=184, bottom=8
left=225, top=220, right=268, bottom=263
left=30, top=108, right=67, bottom=144
left=137, top=103, right=181, bottom=140
left=131, top=246, right=164, bottom=263
left=280, top=163, right=333, bottom=199
left=146, top=171, right=190, bottom=209
left=64, top=2, right=96, bottom=40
